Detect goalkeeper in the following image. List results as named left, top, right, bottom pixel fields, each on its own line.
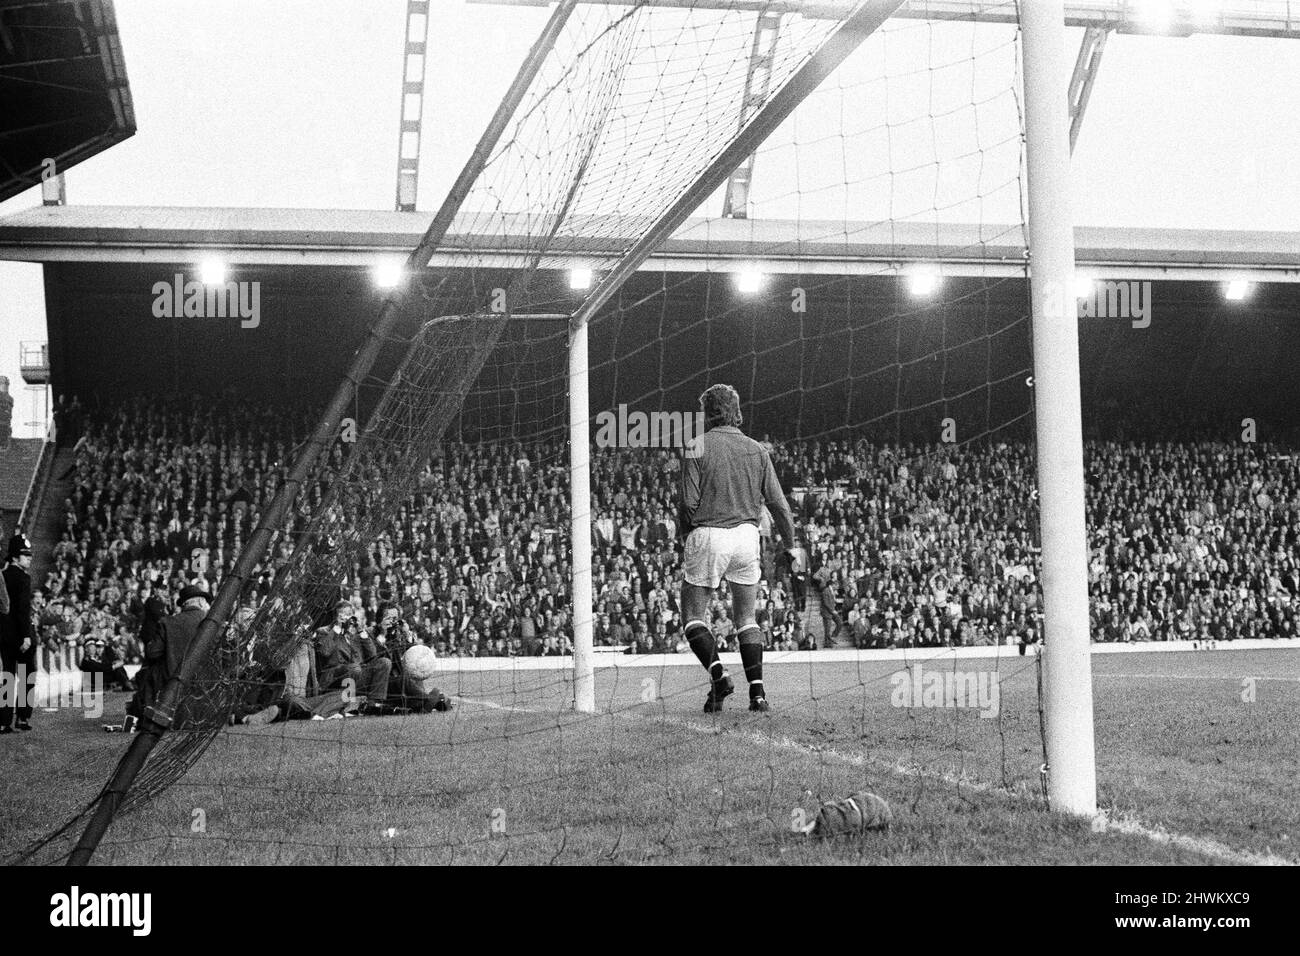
left=679, top=384, right=800, bottom=713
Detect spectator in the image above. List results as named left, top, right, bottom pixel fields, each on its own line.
left=79, top=635, right=133, bottom=692
left=32, top=391, right=1300, bottom=667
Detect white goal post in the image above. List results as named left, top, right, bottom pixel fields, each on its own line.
left=1020, top=0, right=1097, bottom=817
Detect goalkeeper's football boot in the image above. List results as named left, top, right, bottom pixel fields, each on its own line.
left=748, top=695, right=770, bottom=713
left=703, top=674, right=735, bottom=713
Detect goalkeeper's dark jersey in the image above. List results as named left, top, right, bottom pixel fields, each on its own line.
left=680, top=425, right=795, bottom=546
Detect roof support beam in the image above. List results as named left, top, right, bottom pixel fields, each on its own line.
left=721, top=10, right=784, bottom=218
left=395, top=0, right=430, bottom=211
left=1068, top=25, right=1109, bottom=153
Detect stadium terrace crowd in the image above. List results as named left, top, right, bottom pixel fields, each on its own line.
left=30, top=394, right=1300, bottom=671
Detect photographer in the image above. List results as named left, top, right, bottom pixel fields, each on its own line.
left=376, top=605, right=414, bottom=658
left=314, top=601, right=391, bottom=713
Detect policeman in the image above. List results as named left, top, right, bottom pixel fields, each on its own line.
left=1, top=533, right=35, bottom=733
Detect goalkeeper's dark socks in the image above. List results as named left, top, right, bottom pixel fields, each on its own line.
left=737, top=624, right=764, bottom=691
left=685, top=620, right=721, bottom=675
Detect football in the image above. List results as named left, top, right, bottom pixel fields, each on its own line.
left=813, top=791, right=892, bottom=837
left=402, top=644, right=440, bottom=694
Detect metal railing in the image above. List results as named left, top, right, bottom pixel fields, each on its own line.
left=17, top=418, right=58, bottom=539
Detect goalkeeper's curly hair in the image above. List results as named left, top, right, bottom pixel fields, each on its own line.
left=699, top=383, right=743, bottom=430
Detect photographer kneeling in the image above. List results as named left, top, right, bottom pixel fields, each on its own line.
left=314, top=601, right=390, bottom=714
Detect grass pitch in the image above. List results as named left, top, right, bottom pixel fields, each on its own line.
left=2, top=647, right=1295, bottom=865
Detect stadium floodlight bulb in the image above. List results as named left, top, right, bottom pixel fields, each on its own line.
left=569, top=268, right=593, bottom=291
left=1225, top=279, right=1252, bottom=301
left=735, top=271, right=765, bottom=294
left=907, top=268, right=940, bottom=296
left=199, top=257, right=227, bottom=285
left=373, top=259, right=405, bottom=289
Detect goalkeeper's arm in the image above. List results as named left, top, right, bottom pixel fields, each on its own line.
left=679, top=451, right=702, bottom=542
left=760, top=450, right=801, bottom=570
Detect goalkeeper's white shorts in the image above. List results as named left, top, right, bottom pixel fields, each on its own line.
left=683, top=523, right=761, bottom=589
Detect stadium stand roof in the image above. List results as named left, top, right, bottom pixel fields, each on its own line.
left=0, top=0, right=135, bottom=205
left=0, top=204, right=1297, bottom=282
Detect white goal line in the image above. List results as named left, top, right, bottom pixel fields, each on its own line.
left=426, top=637, right=1299, bottom=672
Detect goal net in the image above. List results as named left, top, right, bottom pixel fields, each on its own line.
left=16, top=0, right=1052, bottom=865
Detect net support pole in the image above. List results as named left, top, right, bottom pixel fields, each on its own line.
left=1021, top=0, right=1096, bottom=817
left=569, top=318, right=596, bottom=713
